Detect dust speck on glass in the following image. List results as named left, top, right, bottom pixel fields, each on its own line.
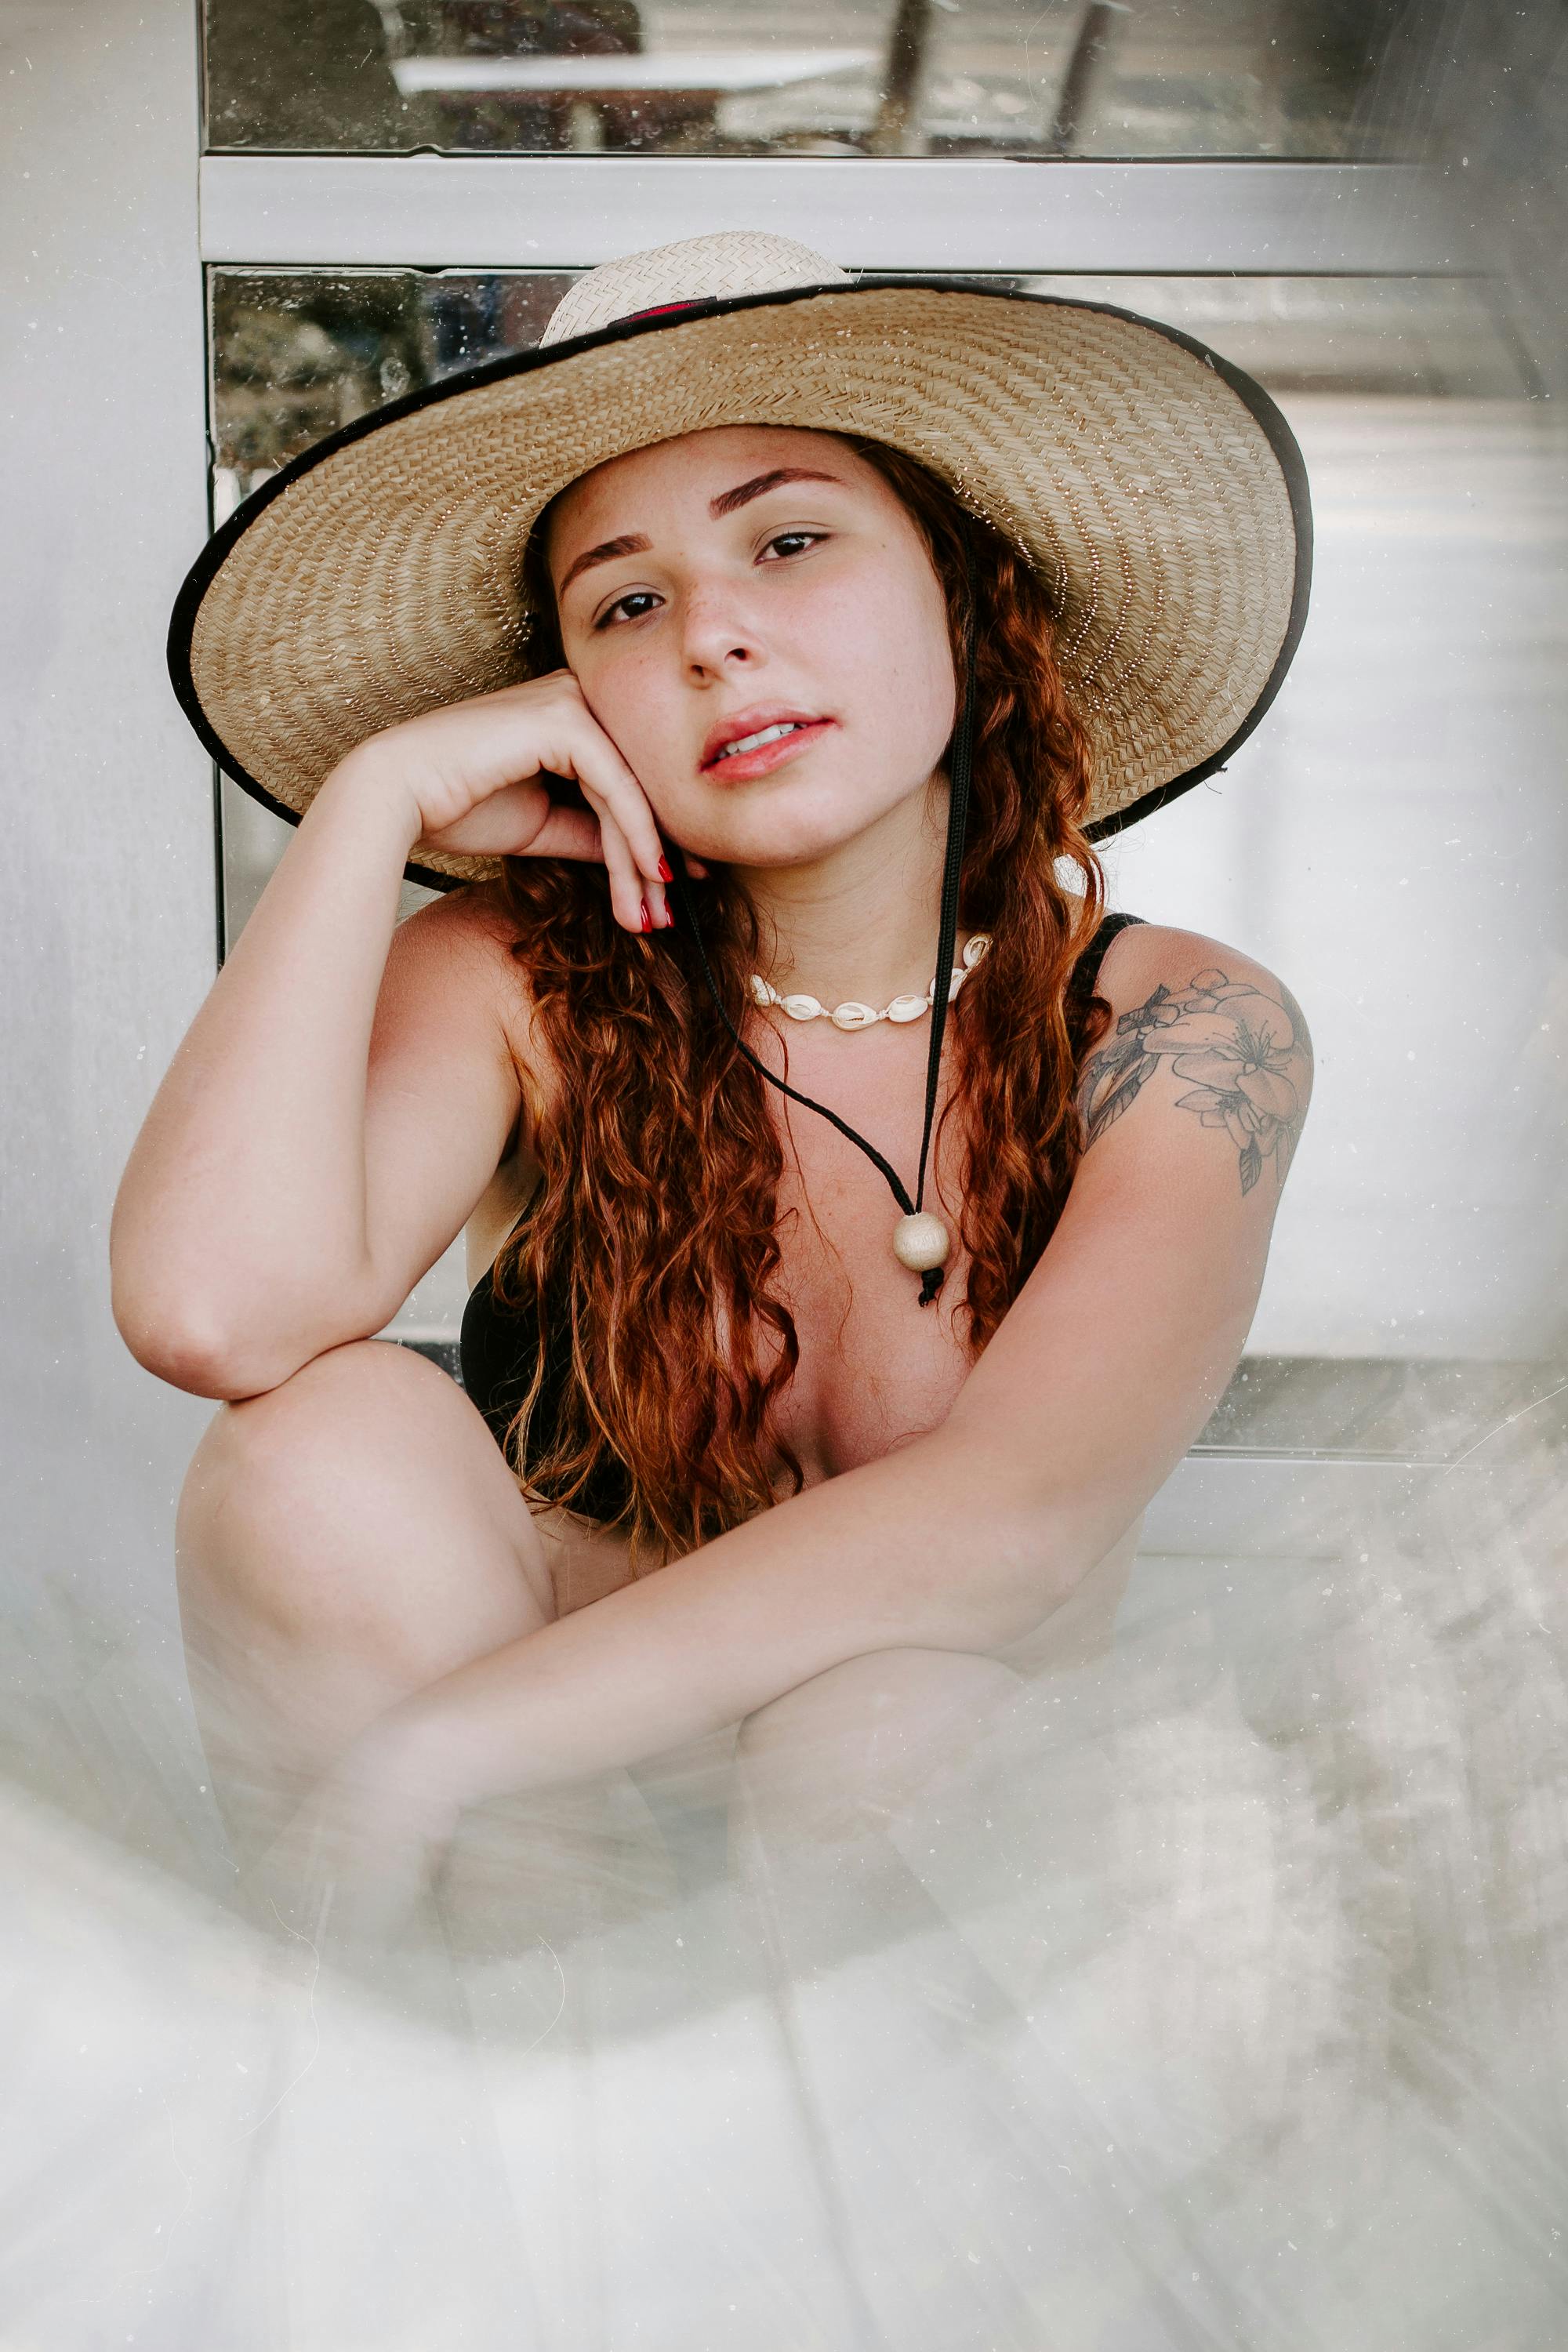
left=201, top=0, right=1415, bottom=162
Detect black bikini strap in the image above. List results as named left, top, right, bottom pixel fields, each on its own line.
left=1072, top=909, right=1146, bottom=997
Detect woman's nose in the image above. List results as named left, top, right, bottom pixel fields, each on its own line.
left=680, top=583, right=762, bottom=679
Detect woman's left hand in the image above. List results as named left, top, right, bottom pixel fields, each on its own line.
left=242, top=1719, right=463, bottom=1952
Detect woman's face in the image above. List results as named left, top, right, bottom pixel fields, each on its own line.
left=545, top=426, right=956, bottom=869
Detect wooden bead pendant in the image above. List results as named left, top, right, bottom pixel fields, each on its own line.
left=891, top=1211, right=951, bottom=1273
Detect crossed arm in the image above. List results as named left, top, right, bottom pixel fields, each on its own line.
left=356, top=923, right=1315, bottom=1821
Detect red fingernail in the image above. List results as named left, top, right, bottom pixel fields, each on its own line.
left=641, top=898, right=652, bottom=932
left=657, top=855, right=674, bottom=883
left=662, top=902, right=677, bottom=928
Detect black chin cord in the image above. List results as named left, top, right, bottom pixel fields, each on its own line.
left=666, top=551, right=979, bottom=1308
left=911, top=549, right=980, bottom=1301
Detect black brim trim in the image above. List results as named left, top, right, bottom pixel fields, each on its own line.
left=171, top=274, right=1312, bottom=895
left=1087, top=326, right=1313, bottom=841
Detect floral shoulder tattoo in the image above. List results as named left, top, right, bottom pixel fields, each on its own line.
left=1076, top=967, right=1313, bottom=1196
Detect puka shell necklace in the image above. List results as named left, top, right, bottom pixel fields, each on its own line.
left=747, top=934, right=992, bottom=1030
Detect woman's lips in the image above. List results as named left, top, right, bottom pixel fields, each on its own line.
left=701, top=717, right=835, bottom=782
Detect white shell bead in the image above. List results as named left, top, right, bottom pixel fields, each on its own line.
left=746, top=935, right=993, bottom=1031
left=891, top=1211, right=951, bottom=1272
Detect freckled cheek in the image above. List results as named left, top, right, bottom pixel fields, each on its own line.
left=572, top=647, right=691, bottom=797
left=809, top=575, right=953, bottom=757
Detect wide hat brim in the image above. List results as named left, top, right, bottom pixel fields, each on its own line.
left=170, top=278, right=1312, bottom=892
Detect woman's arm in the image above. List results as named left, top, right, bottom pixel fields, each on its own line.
left=110, top=674, right=673, bottom=1398
left=358, top=926, right=1315, bottom=1814
left=109, top=762, right=522, bottom=1396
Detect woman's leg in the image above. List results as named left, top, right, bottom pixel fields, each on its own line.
left=725, top=1651, right=1037, bottom=2343
left=175, top=1337, right=556, bottom=1871
left=730, top=1646, right=1025, bottom=1845
left=725, top=1522, right=1137, bottom=1848
left=727, top=1647, right=1030, bottom=2012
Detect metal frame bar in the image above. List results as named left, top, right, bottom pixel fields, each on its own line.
left=1142, top=1454, right=1450, bottom=1554
left=200, top=155, right=1479, bottom=275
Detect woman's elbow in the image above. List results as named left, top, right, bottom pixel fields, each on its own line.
left=111, top=1279, right=261, bottom=1397
left=108, top=1261, right=325, bottom=1400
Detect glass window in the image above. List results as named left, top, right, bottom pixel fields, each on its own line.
left=211, top=267, right=582, bottom=941
left=207, top=263, right=1567, bottom=1457
left=203, top=0, right=1417, bottom=161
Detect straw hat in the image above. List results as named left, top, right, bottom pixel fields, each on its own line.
left=169, top=230, right=1311, bottom=891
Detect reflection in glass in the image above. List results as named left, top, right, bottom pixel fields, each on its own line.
left=202, top=0, right=1418, bottom=160
left=209, top=267, right=1524, bottom=498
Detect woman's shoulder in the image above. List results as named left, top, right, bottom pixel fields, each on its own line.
left=393, top=876, right=520, bottom=962
left=1091, top=916, right=1310, bottom=1045
left=388, top=879, right=536, bottom=1016
left=385, top=880, right=562, bottom=1095
left=1080, top=917, right=1316, bottom=1177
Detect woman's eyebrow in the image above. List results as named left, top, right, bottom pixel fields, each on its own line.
left=557, top=531, right=652, bottom=596
left=709, top=467, right=844, bottom=517
left=556, top=469, right=842, bottom=594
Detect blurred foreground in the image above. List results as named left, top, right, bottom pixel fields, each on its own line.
left=5, top=1384, right=1566, bottom=2350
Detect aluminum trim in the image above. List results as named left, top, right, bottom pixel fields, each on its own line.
left=199, top=155, right=1481, bottom=275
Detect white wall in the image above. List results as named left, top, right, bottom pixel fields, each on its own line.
left=1108, top=394, right=1568, bottom=1362
left=1, top=0, right=215, bottom=1638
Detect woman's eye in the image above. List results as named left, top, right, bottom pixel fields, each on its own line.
left=597, top=589, right=662, bottom=630
left=760, top=531, right=823, bottom=561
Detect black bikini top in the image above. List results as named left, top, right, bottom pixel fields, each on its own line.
left=459, top=909, right=1147, bottom=1528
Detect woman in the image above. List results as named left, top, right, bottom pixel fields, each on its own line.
left=111, top=232, right=1313, bottom=1917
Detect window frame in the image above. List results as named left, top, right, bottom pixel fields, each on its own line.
left=199, top=154, right=1475, bottom=275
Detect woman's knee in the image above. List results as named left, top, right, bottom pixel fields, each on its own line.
left=733, top=1647, right=1024, bottom=1828
left=181, top=1342, right=421, bottom=1601
left=176, top=1338, right=552, bottom=1657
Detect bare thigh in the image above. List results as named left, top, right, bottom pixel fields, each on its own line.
left=176, top=1338, right=555, bottom=1864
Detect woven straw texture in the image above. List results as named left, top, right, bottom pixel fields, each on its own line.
left=539, top=230, right=852, bottom=345
left=187, top=280, right=1299, bottom=886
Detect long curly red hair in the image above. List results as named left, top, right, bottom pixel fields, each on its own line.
left=485, top=437, right=1111, bottom=1569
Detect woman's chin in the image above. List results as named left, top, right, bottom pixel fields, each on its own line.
left=690, top=827, right=877, bottom=876
left=677, top=788, right=921, bottom=877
